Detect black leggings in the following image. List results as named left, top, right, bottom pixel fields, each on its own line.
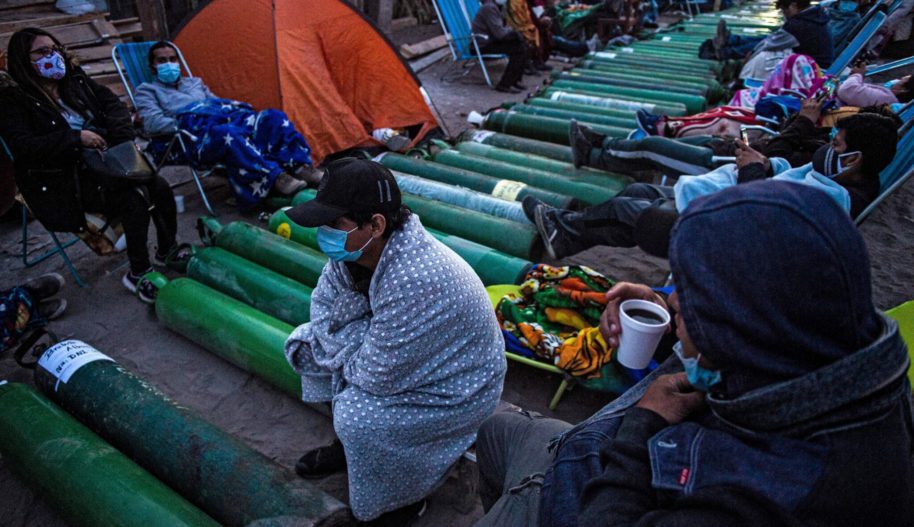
left=80, top=174, right=177, bottom=273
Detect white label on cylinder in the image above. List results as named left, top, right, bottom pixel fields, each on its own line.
left=39, top=340, right=114, bottom=391
left=662, top=36, right=671, bottom=41
left=491, top=179, right=527, bottom=201
left=471, top=130, right=495, bottom=143
left=594, top=52, right=617, bottom=59
left=621, top=47, right=635, bottom=53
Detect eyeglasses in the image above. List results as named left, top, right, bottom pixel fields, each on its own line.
left=29, top=45, right=63, bottom=59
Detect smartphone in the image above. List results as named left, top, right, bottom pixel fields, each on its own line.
left=817, top=78, right=838, bottom=101
left=739, top=126, right=749, bottom=144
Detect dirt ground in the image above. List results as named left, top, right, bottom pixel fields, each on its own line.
left=2, top=24, right=913, bottom=527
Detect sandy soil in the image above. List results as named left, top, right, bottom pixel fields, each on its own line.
left=1, top=25, right=912, bottom=527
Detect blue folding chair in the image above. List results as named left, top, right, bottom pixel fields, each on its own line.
left=827, top=10, right=887, bottom=76
left=855, top=119, right=914, bottom=224
left=112, top=41, right=217, bottom=216
left=431, top=0, right=508, bottom=87
left=1, top=137, right=86, bottom=287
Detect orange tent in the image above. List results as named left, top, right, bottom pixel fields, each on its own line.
left=173, top=0, right=439, bottom=163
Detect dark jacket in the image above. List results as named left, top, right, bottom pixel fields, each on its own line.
left=757, top=113, right=829, bottom=167
left=541, top=183, right=913, bottom=527
left=783, top=5, right=835, bottom=68
left=0, top=67, right=135, bottom=232
left=472, top=0, right=516, bottom=43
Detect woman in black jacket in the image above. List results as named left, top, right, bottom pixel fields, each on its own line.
left=0, top=28, right=182, bottom=302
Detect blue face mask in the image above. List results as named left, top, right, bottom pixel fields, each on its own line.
left=884, top=79, right=901, bottom=89
left=156, top=62, right=181, bottom=84
left=673, top=341, right=722, bottom=391
left=317, top=224, right=372, bottom=262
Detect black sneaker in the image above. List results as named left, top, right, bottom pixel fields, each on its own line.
left=37, top=298, right=67, bottom=320
left=22, top=272, right=65, bottom=300
left=359, top=499, right=428, bottom=527
left=495, top=84, right=522, bottom=94
left=153, top=243, right=193, bottom=271
left=569, top=120, right=591, bottom=168
left=521, top=195, right=557, bottom=224
left=122, top=268, right=157, bottom=304
left=295, top=439, right=347, bottom=479
left=534, top=206, right=572, bottom=260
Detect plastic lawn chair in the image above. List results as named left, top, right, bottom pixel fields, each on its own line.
left=112, top=41, right=218, bottom=216
left=827, top=10, right=887, bottom=77
left=1, top=137, right=86, bottom=288
left=486, top=284, right=574, bottom=410
left=431, top=0, right=509, bottom=87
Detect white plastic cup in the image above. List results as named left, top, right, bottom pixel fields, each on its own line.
left=616, top=299, right=671, bottom=369
left=174, top=195, right=185, bottom=214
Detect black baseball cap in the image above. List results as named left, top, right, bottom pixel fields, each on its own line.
left=285, top=158, right=401, bottom=228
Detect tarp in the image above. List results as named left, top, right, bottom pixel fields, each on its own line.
left=174, top=0, right=438, bottom=163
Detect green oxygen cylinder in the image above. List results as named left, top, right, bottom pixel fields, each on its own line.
left=33, top=341, right=350, bottom=527
left=290, top=188, right=542, bottom=261
left=508, top=103, right=638, bottom=129
left=0, top=381, right=218, bottom=527
left=432, top=149, right=624, bottom=205
left=150, top=274, right=301, bottom=398
left=377, top=152, right=576, bottom=209
left=548, top=80, right=707, bottom=113
left=268, top=207, right=533, bottom=286
left=452, top=142, right=633, bottom=189
left=198, top=217, right=327, bottom=287
left=459, top=129, right=574, bottom=163
left=481, top=110, right=633, bottom=145
left=187, top=246, right=313, bottom=324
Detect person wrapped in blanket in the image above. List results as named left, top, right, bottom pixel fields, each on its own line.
left=134, top=42, right=318, bottom=207
left=1, top=273, right=66, bottom=354
left=496, top=264, right=645, bottom=393
left=526, top=112, right=898, bottom=260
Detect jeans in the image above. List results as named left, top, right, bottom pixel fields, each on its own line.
left=80, top=174, right=177, bottom=273
left=476, top=410, right=572, bottom=527
left=479, top=36, right=528, bottom=89
left=554, top=183, right=675, bottom=251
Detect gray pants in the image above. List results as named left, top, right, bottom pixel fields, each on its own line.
left=475, top=410, right=572, bottom=527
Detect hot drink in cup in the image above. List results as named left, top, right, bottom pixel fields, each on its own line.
left=616, top=299, right=671, bottom=369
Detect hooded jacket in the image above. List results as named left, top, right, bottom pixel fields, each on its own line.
left=541, top=182, right=912, bottom=527
left=783, top=5, right=835, bottom=68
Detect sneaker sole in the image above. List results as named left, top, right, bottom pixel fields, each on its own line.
left=122, top=273, right=156, bottom=304
left=534, top=207, right=559, bottom=260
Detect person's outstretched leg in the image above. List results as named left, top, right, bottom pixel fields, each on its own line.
left=476, top=409, right=572, bottom=526
left=250, top=109, right=313, bottom=172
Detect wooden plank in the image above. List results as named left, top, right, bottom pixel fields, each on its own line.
left=391, top=16, right=417, bottom=31
left=409, top=47, right=449, bottom=73
left=72, top=44, right=115, bottom=63
left=399, top=34, right=447, bottom=59
left=136, top=0, right=166, bottom=40
left=0, top=0, right=55, bottom=12
left=79, top=59, right=118, bottom=76
left=0, top=11, right=98, bottom=34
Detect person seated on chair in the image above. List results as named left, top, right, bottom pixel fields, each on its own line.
left=282, top=158, right=506, bottom=524
left=572, top=103, right=903, bottom=178
left=134, top=41, right=318, bottom=206
left=778, top=0, right=834, bottom=68
left=524, top=112, right=898, bottom=259
left=505, top=0, right=552, bottom=73
left=0, top=28, right=188, bottom=303
left=474, top=181, right=913, bottom=527
left=837, top=62, right=914, bottom=107
left=472, top=0, right=530, bottom=93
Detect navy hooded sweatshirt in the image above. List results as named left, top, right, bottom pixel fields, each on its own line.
left=563, top=181, right=913, bottom=527
left=783, top=5, right=835, bottom=67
